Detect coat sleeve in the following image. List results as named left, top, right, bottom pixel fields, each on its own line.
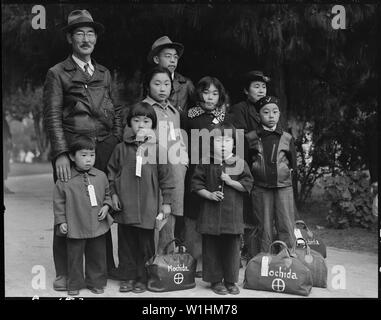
left=191, top=164, right=207, bottom=192
left=53, top=180, right=66, bottom=226
left=229, top=103, right=248, bottom=133
left=289, top=136, right=298, bottom=182
left=186, top=80, right=195, bottom=111
left=157, top=145, right=175, bottom=204
left=107, top=144, right=121, bottom=196
left=107, top=70, right=123, bottom=142
left=102, top=174, right=113, bottom=208
left=43, top=68, right=68, bottom=160
left=237, top=160, right=254, bottom=193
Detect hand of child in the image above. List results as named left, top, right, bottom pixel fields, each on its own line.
left=136, top=128, right=152, bottom=141
left=98, top=205, right=109, bottom=221
left=220, top=172, right=233, bottom=185
left=59, top=223, right=68, bottom=234
left=161, top=204, right=171, bottom=218
left=209, top=191, right=224, bottom=202
left=112, top=194, right=122, bottom=211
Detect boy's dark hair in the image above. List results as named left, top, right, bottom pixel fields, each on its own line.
left=143, top=65, right=174, bottom=97
left=68, top=135, right=96, bottom=155
left=194, top=76, right=228, bottom=108
left=126, top=102, right=158, bottom=129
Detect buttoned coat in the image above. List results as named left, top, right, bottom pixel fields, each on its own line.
left=191, top=157, right=253, bottom=235
left=53, top=167, right=113, bottom=239
left=107, top=136, right=174, bottom=229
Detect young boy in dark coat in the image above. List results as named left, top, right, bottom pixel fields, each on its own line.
left=191, top=122, right=253, bottom=295
left=249, top=96, right=297, bottom=252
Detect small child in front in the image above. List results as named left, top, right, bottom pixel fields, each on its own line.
left=191, top=122, right=253, bottom=295
left=53, top=135, right=113, bottom=296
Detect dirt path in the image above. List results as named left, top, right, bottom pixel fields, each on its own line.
left=4, top=174, right=378, bottom=298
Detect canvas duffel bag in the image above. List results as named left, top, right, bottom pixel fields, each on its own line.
left=244, top=240, right=313, bottom=296
left=292, top=238, right=327, bottom=288
left=146, top=239, right=196, bottom=292
left=294, top=220, right=327, bottom=258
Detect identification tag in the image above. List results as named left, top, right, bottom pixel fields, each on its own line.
left=168, top=121, right=176, bottom=141
left=88, top=184, right=98, bottom=207
left=261, top=256, right=269, bottom=277
left=136, top=152, right=142, bottom=177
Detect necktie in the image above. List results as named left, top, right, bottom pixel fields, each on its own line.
left=84, top=63, right=92, bottom=79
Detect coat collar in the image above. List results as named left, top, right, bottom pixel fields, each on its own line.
left=62, top=56, right=107, bottom=84
left=187, top=104, right=226, bottom=122
left=143, top=96, right=177, bottom=114
left=71, top=166, right=97, bottom=178
left=258, top=123, right=283, bottom=136
left=123, top=134, right=156, bottom=146
left=173, top=72, right=187, bottom=84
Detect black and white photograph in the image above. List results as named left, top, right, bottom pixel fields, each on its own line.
left=2, top=0, right=379, bottom=305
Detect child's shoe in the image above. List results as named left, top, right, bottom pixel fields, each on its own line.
left=53, top=275, right=67, bottom=291
left=132, top=282, right=147, bottom=293
left=87, top=286, right=104, bottom=294
left=119, top=280, right=135, bottom=292
left=68, top=289, right=79, bottom=296
left=224, top=282, right=240, bottom=295
left=211, top=282, right=228, bottom=295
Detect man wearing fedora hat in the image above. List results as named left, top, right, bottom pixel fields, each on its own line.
left=43, top=9, right=122, bottom=291
left=148, top=36, right=195, bottom=116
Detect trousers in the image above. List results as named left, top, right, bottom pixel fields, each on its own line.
left=52, top=135, right=119, bottom=277
left=251, top=185, right=296, bottom=252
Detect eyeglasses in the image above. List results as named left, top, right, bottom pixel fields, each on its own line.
left=73, top=31, right=96, bottom=40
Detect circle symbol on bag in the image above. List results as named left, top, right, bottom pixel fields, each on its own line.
left=271, top=278, right=285, bottom=292
left=174, top=273, right=184, bottom=285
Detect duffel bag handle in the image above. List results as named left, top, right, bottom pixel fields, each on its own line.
left=269, top=240, right=290, bottom=256
left=295, top=220, right=314, bottom=237
left=163, top=238, right=184, bottom=254
left=293, top=237, right=311, bottom=255
left=295, top=220, right=312, bottom=232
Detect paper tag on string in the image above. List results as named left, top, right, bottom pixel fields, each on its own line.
left=136, top=153, right=142, bottom=177
left=261, top=256, right=269, bottom=277
left=88, top=185, right=98, bottom=207
left=168, top=121, right=176, bottom=141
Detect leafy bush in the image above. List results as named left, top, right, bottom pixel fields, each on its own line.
left=323, top=171, right=376, bottom=229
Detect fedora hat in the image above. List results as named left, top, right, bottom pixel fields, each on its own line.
left=147, top=36, right=184, bottom=64
left=62, top=9, right=104, bottom=34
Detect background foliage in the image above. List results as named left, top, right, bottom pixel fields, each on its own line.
left=2, top=3, right=379, bottom=225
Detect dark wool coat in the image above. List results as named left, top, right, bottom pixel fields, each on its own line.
left=107, top=136, right=174, bottom=229
left=53, top=167, right=113, bottom=239
left=170, top=72, right=195, bottom=115
left=43, top=56, right=123, bottom=160
left=183, top=105, right=231, bottom=219
left=191, top=156, right=253, bottom=235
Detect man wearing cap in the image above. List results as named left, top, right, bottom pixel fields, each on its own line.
left=148, top=36, right=195, bottom=117
left=43, top=9, right=122, bottom=291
